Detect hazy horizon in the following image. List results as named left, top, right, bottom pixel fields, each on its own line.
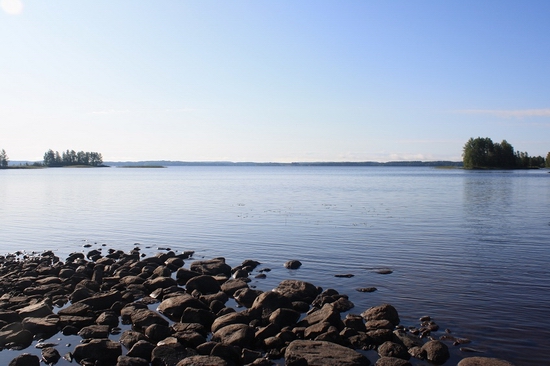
left=2, top=1, right=549, bottom=162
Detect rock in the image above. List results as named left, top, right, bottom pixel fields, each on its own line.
left=77, top=290, right=123, bottom=310
left=41, top=346, right=61, bottom=364
left=378, top=341, right=410, bottom=360
left=9, top=353, right=40, bottom=366
left=299, top=303, right=342, bottom=329
left=0, top=323, right=33, bottom=348
left=421, top=340, right=450, bottom=364
left=284, top=260, right=302, bottom=269
left=73, top=339, right=122, bottom=364
left=78, top=324, right=110, bottom=339
left=211, top=311, right=251, bottom=333
left=126, top=339, right=155, bottom=361
left=285, top=340, right=370, bottom=366
left=234, top=288, right=263, bottom=308
left=365, top=320, right=393, bottom=331
left=186, top=275, right=222, bottom=295
left=131, top=308, right=169, bottom=329
left=96, top=310, right=120, bottom=328
left=21, top=316, right=59, bottom=336
left=274, top=280, right=319, bottom=303
left=176, top=355, right=229, bottom=366
left=250, top=291, right=294, bottom=320
left=145, top=323, right=172, bottom=343
left=190, top=258, right=232, bottom=276
left=269, top=308, right=301, bottom=327
left=57, top=302, right=93, bottom=316
left=220, top=278, right=249, bottom=297
left=116, top=355, right=150, bottom=366
left=457, top=357, right=516, bottom=366
left=17, top=300, right=53, bottom=318
left=157, top=294, right=209, bottom=321
left=367, top=329, right=394, bottom=345
left=361, top=304, right=400, bottom=326
left=151, top=343, right=197, bottom=366
left=356, top=287, right=377, bottom=293
left=181, top=307, right=216, bottom=329
left=176, top=268, right=201, bottom=283
left=212, top=323, right=255, bottom=348
left=144, top=276, right=178, bottom=291
left=120, top=330, right=148, bottom=350
left=375, top=357, right=412, bottom=366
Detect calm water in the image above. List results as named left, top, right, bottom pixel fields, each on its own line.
left=1, top=166, right=549, bottom=365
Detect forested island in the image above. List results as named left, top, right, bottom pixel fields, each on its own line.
left=462, top=137, right=549, bottom=169
left=43, top=149, right=104, bottom=167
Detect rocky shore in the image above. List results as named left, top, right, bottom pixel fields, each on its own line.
left=0, top=248, right=516, bottom=366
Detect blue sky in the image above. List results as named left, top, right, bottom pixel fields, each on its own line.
left=1, top=0, right=549, bottom=162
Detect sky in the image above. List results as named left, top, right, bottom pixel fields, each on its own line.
left=1, top=0, right=549, bottom=162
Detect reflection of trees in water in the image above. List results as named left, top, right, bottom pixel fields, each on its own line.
left=463, top=171, right=513, bottom=239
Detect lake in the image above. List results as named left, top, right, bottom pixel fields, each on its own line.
left=1, top=166, right=549, bottom=365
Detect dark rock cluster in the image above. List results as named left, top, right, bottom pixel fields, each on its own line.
left=0, top=249, right=515, bottom=366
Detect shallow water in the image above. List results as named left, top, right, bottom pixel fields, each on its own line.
left=1, top=166, right=549, bottom=364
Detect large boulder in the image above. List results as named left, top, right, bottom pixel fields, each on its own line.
left=176, top=355, right=229, bottom=366
left=186, top=275, right=221, bottom=295
left=190, top=258, right=232, bottom=276
left=285, top=340, right=370, bottom=366
left=421, top=340, right=449, bottom=364
left=212, top=323, right=255, bottom=348
left=361, top=304, right=400, bottom=326
left=457, top=357, right=516, bottom=366
left=273, top=280, right=319, bottom=303
left=73, top=339, right=122, bottom=364
left=157, top=294, right=209, bottom=321
left=8, top=353, right=40, bottom=366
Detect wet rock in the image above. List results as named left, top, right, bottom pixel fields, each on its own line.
left=299, top=303, right=343, bottom=329
left=120, top=330, right=148, bottom=350
left=0, top=322, right=33, bottom=348
left=77, top=290, right=122, bottom=310
left=116, top=355, right=150, bottom=366
left=211, top=311, right=251, bottom=333
left=21, top=316, right=59, bottom=336
left=285, top=340, right=370, bottom=366
left=131, top=308, right=169, bottom=329
left=365, top=319, right=393, bottom=331
left=151, top=343, right=197, bottom=366
left=73, top=339, right=122, bottom=364
left=157, top=294, right=209, bottom=321
left=126, top=339, right=155, bottom=361
left=96, top=310, right=120, bottom=328
left=361, top=304, right=400, bottom=326
left=17, top=299, right=53, bottom=318
left=375, top=357, right=412, bottom=366
left=457, top=357, right=516, bottom=366
left=356, top=287, right=377, bottom=292
left=284, top=260, right=302, bottom=269
left=220, top=278, right=249, bottom=297
left=234, top=288, right=263, bottom=308
left=250, top=291, right=295, bottom=321
left=58, top=302, right=93, bottom=317
left=186, top=275, right=222, bottom=295
left=78, top=324, right=110, bottom=339
left=176, top=268, right=201, bottom=283
left=9, top=353, right=40, bottom=366
left=58, top=315, right=95, bottom=329
left=212, top=323, right=255, bottom=348
left=274, top=279, right=319, bottom=303
left=190, top=258, right=232, bottom=276
left=421, top=340, right=450, bottom=364
left=176, top=355, right=229, bottom=366
left=145, top=323, right=173, bottom=343
left=378, top=341, right=410, bottom=360
left=269, top=308, right=301, bottom=327
left=144, top=276, right=178, bottom=292
left=41, top=346, right=61, bottom=364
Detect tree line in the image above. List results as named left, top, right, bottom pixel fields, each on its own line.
left=0, top=149, right=8, bottom=168
left=463, top=137, right=549, bottom=169
left=43, top=149, right=104, bottom=167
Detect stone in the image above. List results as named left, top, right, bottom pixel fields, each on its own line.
left=274, top=279, right=319, bottom=303
left=131, top=308, right=169, bottom=329
left=375, top=357, right=412, bottom=366
left=421, top=340, right=450, bottom=364
left=77, top=290, right=123, bottom=310
left=21, top=316, right=59, bottom=336
left=186, top=275, right=222, bottom=294
left=58, top=302, right=94, bottom=317
left=299, top=303, right=343, bottom=329
left=285, top=340, right=370, bottom=366
left=212, top=323, right=255, bottom=348
left=190, top=258, right=232, bottom=276
left=145, top=323, right=173, bottom=343
left=126, top=339, right=155, bottom=361
left=41, top=346, right=61, bottom=364
left=78, top=324, right=110, bottom=339
left=157, top=294, right=209, bottom=321
left=250, top=291, right=294, bottom=320
left=220, top=278, right=249, bottom=297
left=73, top=339, right=122, bottom=364
left=176, top=268, right=201, bottom=283
left=0, top=323, right=33, bottom=348
left=116, top=355, right=150, bottom=366
left=361, top=304, right=400, bottom=326
left=120, top=330, right=148, bottom=350
left=457, top=357, right=516, bottom=366
left=144, top=276, right=178, bottom=291
left=176, top=355, right=229, bottom=366
left=151, top=343, right=197, bottom=366
left=234, top=288, right=263, bottom=308
left=269, top=308, right=301, bottom=327
left=211, top=311, right=251, bottom=333
left=284, top=260, right=302, bottom=269
left=9, top=353, right=40, bottom=366
left=17, top=300, right=53, bottom=318
left=378, top=341, right=410, bottom=360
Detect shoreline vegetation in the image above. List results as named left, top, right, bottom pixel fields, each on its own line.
left=462, top=137, right=549, bottom=169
